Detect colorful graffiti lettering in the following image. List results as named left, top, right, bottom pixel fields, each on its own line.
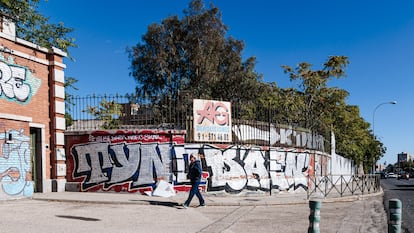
left=0, top=129, right=34, bottom=198
left=69, top=141, right=349, bottom=194
left=67, top=129, right=354, bottom=195
left=0, top=59, right=41, bottom=103
left=0, top=61, right=31, bottom=102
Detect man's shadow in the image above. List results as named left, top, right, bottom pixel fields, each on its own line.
left=141, top=200, right=184, bottom=209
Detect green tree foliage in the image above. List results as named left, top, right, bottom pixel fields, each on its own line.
left=280, top=56, right=385, bottom=169
left=281, top=56, right=350, bottom=131
left=128, top=0, right=262, bottom=106
left=333, top=105, right=372, bottom=164
left=0, top=0, right=76, bottom=55
left=85, top=99, right=122, bottom=130
left=256, top=82, right=304, bottom=126
left=128, top=0, right=382, bottom=172
left=1, top=0, right=78, bottom=128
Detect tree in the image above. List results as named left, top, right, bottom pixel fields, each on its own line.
left=127, top=0, right=380, bottom=172
left=128, top=0, right=262, bottom=106
left=1, top=0, right=79, bottom=129
left=280, top=56, right=384, bottom=171
left=85, top=99, right=122, bottom=130
left=281, top=56, right=350, bottom=131
left=0, top=0, right=76, bottom=55
left=333, top=105, right=373, bottom=164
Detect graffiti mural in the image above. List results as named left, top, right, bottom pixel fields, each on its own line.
left=66, top=130, right=353, bottom=195
left=0, top=129, right=34, bottom=198
left=69, top=140, right=320, bottom=194
left=67, top=130, right=184, bottom=193
left=0, top=58, right=41, bottom=103
left=232, top=124, right=325, bottom=151
left=71, top=142, right=173, bottom=191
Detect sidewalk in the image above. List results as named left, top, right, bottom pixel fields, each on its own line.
left=29, top=190, right=387, bottom=233
left=32, top=189, right=382, bottom=206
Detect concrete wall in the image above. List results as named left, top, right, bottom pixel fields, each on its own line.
left=65, top=129, right=354, bottom=195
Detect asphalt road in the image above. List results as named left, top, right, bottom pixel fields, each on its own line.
left=382, top=177, right=414, bottom=233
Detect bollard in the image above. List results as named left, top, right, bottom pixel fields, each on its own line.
left=388, top=199, right=402, bottom=233
left=308, top=200, right=321, bottom=233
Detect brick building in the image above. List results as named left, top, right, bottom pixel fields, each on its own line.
left=0, top=16, right=67, bottom=199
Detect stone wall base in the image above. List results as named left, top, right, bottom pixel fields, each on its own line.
left=51, top=179, right=66, bottom=192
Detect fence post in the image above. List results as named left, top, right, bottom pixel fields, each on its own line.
left=388, top=199, right=402, bottom=233
left=308, top=200, right=321, bottom=233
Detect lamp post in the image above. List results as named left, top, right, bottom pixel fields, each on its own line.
left=372, top=100, right=397, bottom=173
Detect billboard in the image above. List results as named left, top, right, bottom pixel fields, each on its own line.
left=193, top=99, right=232, bottom=142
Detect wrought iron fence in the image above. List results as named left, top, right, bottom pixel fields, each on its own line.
left=307, top=174, right=380, bottom=199
left=65, top=94, right=331, bottom=150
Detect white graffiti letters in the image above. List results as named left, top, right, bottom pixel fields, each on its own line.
left=70, top=142, right=355, bottom=194
left=108, top=143, right=140, bottom=185
left=232, top=124, right=325, bottom=151
left=243, top=149, right=269, bottom=190
left=0, top=61, right=30, bottom=102
left=268, top=150, right=311, bottom=190
left=222, top=149, right=247, bottom=191
left=72, top=143, right=172, bottom=190
left=73, top=143, right=111, bottom=185
left=133, top=143, right=171, bottom=186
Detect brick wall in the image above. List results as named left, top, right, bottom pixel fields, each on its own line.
left=0, top=17, right=66, bottom=199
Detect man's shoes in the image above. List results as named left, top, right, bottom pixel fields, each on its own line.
left=197, top=204, right=206, bottom=208
left=182, top=204, right=189, bottom=209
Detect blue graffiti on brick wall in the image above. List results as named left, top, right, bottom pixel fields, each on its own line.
left=0, top=58, right=41, bottom=103
left=71, top=142, right=325, bottom=194
left=0, top=129, right=34, bottom=197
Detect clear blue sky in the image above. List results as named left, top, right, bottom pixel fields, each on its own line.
left=39, top=0, right=414, bottom=165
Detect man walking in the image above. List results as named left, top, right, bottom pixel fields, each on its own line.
left=182, top=154, right=205, bottom=208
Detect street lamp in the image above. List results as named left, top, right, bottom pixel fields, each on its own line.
left=372, top=100, right=397, bottom=173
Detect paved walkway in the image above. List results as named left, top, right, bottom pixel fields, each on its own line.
left=32, top=190, right=377, bottom=206
left=0, top=190, right=387, bottom=233
left=26, top=190, right=388, bottom=233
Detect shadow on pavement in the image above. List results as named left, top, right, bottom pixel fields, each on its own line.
left=139, top=200, right=180, bottom=208
left=390, top=188, right=414, bottom=191
left=55, top=215, right=101, bottom=221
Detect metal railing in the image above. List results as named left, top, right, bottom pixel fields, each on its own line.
left=65, top=94, right=331, bottom=151
left=307, top=174, right=380, bottom=199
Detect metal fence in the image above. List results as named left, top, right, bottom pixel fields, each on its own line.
left=307, top=174, right=380, bottom=199
left=65, top=94, right=330, bottom=150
